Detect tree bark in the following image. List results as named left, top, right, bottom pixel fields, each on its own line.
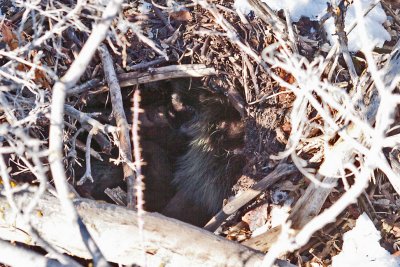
left=0, top=191, right=265, bottom=266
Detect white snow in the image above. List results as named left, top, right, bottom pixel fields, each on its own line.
left=331, top=213, right=400, bottom=267
left=234, top=0, right=391, bottom=52
left=251, top=190, right=293, bottom=237
left=234, top=0, right=327, bottom=22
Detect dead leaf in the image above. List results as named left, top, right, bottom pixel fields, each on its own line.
left=170, top=10, right=192, bottom=22
left=1, top=22, right=19, bottom=50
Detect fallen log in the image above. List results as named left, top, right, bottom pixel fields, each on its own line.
left=0, top=191, right=266, bottom=266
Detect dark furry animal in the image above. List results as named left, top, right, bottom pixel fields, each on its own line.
left=163, top=88, right=246, bottom=226
left=74, top=104, right=179, bottom=209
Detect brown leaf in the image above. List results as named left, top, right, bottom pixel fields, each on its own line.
left=281, top=121, right=292, bottom=134
left=1, top=23, right=19, bottom=50
left=170, top=10, right=192, bottom=21
left=242, top=202, right=269, bottom=231
left=34, top=68, right=51, bottom=89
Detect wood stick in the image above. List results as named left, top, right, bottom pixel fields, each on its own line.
left=98, top=44, right=136, bottom=209
left=66, top=64, right=215, bottom=96
left=0, top=239, right=70, bottom=267
left=75, top=139, right=103, bottom=161
left=0, top=191, right=265, bottom=266
left=118, top=64, right=217, bottom=87
left=64, top=105, right=118, bottom=134
left=204, top=163, right=297, bottom=232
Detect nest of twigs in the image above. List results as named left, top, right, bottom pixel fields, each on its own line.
left=1, top=0, right=400, bottom=266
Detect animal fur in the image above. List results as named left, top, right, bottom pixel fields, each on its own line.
left=163, top=88, right=246, bottom=226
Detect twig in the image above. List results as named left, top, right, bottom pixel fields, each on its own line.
left=284, top=9, right=298, bottom=54
left=75, top=139, right=104, bottom=161
left=241, top=225, right=282, bottom=252
left=248, top=90, right=291, bottom=105
left=332, top=2, right=358, bottom=84
left=153, top=5, right=175, bottom=32
left=0, top=154, right=19, bottom=212
left=126, top=56, right=169, bottom=71
left=67, top=128, right=84, bottom=161
left=81, top=123, right=112, bottom=155
left=82, top=123, right=112, bottom=155
left=0, top=49, right=58, bottom=80
left=241, top=52, right=251, bottom=103
left=65, top=105, right=118, bottom=134
left=242, top=51, right=260, bottom=96
left=247, top=0, right=287, bottom=34
left=77, top=130, right=95, bottom=185
left=67, top=62, right=208, bottom=95
left=125, top=22, right=168, bottom=60
left=48, top=0, right=123, bottom=266
left=132, top=89, right=146, bottom=264
left=200, top=36, right=212, bottom=60
left=98, top=44, right=136, bottom=209
left=118, top=64, right=217, bottom=87
left=104, top=186, right=127, bottom=206
left=224, top=85, right=246, bottom=117
left=67, top=128, right=99, bottom=183
left=198, top=0, right=295, bottom=94
left=382, top=0, right=400, bottom=26
left=0, top=239, right=71, bottom=267
left=204, top=163, right=297, bottom=232
left=66, top=78, right=104, bottom=96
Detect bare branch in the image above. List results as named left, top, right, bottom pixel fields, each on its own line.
left=0, top=239, right=71, bottom=267
left=98, top=44, right=136, bottom=209
left=48, top=0, right=123, bottom=265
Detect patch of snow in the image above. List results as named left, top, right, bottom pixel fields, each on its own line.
left=270, top=190, right=293, bottom=228
left=234, top=0, right=327, bottom=22
left=331, top=213, right=400, bottom=267
left=251, top=191, right=293, bottom=237
left=251, top=203, right=291, bottom=237
left=325, top=0, right=390, bottom=52
left=234, top=0, right=391, bottom=52
left=269, top=202, right=291, bottom=228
